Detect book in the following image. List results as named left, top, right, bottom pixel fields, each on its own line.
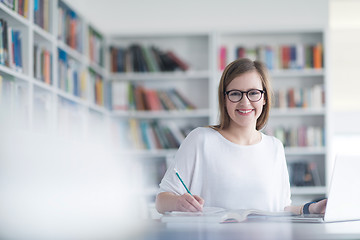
left=161, top=207, right=294, bottom=223
left=219, top=46, right=227, bottom=70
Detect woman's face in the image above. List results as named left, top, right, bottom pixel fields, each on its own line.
left=225, top=71, right=265, bottom=130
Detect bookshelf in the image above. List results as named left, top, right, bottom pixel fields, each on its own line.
left=0, top=0, right=329, bottom=205
left=0, top=0, right=110, bottom=142
left=107, top=34, right=213, bottom=200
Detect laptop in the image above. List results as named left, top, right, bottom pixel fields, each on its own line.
left=291, top=154, right=360, bottom=223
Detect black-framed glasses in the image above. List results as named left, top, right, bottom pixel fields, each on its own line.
left=225, top=89, right=265, bottom=103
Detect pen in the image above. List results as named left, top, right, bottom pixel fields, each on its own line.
left=174, top=168, right=192, bottom=195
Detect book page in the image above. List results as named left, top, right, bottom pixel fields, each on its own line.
left=165, top=207, right=225, bottom=216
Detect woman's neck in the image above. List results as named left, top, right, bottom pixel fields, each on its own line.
left=219, top=125, right=261, bottom=146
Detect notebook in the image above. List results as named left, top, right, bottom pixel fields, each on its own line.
left=161, top=207, right=294, bottom=223
left=291, top=154, right=360, bottom=223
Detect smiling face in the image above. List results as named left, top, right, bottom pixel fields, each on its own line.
left=225, top=71, right=265, bottom=130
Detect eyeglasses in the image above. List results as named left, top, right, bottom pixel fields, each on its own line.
left=225, top=89, right=265, bottom=103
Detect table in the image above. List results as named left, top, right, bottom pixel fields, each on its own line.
left=132, top=219, right=360, bottom=240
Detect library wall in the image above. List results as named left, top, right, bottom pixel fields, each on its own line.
left=69, top=0, right=329, bottom=34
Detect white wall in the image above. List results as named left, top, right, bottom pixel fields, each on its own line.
left=329, top=0, right=360, bottom=135
left=68, top=0, right=329, bottom=34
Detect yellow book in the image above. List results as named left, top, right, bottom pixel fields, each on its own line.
left=80, top=71, right=87, bottom=99
left=23, top=0, right=29, bottom=18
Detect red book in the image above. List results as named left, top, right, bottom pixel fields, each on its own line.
left=167, top=51, right=189, bottom=71
left=43, top=50, right=51, bottom=84
left=281, top=46, right=290, bottom=69
left=219, top=46, right=227, bottom=70
left=313, top=43, right=323, bottom=69
left=145, top=89, right=162, bottom=111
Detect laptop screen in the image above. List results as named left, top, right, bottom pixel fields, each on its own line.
left=324, top=154, right=360, bottom=222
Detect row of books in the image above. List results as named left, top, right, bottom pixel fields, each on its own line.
left=34, top=44, right=52, bottom=84
left=288, top=161, right=322, bottom=187
left=273, top=84, right=325, bottom=109
left=265, top=126, right=325, bottom=147
left=34, top=0, right=50, bottom=32
left=57, top=0, right=83, bottom=52
left=112, top=82, right=196, bottom=111
left=219, top=43, right=323, bottom=70
left=126, top=119, right=194, bottom=150
left=110, top=45, right=189, bottom=73
left=1, top=0, right=29, bottom=18
left=0, top=18, right=23, bottom=72
left=88, top=68, right=104, bottom=106
left=88, top=27, right=103, bottom=66
left=58, top=48, right=86, bottom=98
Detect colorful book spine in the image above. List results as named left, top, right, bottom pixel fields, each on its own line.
left=34, top=44, right=52, bottom=84
left=126, top=120, right=193, bottom=150
left=0, top=19, right=23, bottom=72
left=124, top=84, right=197, bottom=111
left=89, top=68, right=104, bottom=106
left=57, top=1, right=83, bottom=53
left=88, top=27, right=103, bottom=66
left=274, top=85, right=325, bottom=109
left=219, top=46, right=227, bottom=70
left=34, top=0, right=50, bottom=31
left=1, top=0, right=28, bottom=18
left=109, top=45, right=189, bottom=73
left=264, top=126, right=325, bottom=147
left=220, top=43, right=324, bottom=70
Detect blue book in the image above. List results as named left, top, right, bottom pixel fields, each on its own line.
left=73, top=71, right=78, bottom=96
left=290, top=46, right=297, bottom=69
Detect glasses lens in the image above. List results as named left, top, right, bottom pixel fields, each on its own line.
left=247, top=90, right=262, bottom=101
left=228, top=90, right=242, bottom=102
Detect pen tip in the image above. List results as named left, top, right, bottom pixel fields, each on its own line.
left=174, top=168, right=178, bottom=173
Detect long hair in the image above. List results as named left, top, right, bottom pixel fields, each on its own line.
left=212, top=58, right=273, bottom=131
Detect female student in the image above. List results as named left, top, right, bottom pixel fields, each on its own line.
left=155, top=58, right=327, bottom=215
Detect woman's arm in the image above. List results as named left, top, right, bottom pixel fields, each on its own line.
left=284, top=199, right=328, bottom=215
left=155, top=192, right=204, bottom=214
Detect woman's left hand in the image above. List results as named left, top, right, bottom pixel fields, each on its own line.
left=310, top=199, right=327, bottom=214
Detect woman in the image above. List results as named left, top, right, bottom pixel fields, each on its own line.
left=155, top=58, right=327, bottom=215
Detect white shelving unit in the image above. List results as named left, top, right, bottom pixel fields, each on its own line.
left=0, top=0, right=111, bottom=141
left=1, top=1, right=329, bottom=204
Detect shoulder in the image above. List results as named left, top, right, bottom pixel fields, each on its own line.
left=187, top=126, right=216, bottom=137
left=185, top=127, right=217, bottom=142
left=261, top=132, right=284, bottom=149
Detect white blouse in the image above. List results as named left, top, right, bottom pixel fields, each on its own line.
left=158, top=127, right=291, bottom=211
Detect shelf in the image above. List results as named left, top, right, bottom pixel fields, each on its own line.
left=33, top=24, right=54, bottom=42
left=109, top=70, right=211, bottom=81
left=57, top=41, right=85, bottom=63
left=88, top=62, right=106, bottom=76
left=0, top=65, right=30, bottom=81
left=291, top=186, right=326, bottom=195
left=269, top=68, right=325, bottom=77
left=0, top=3, right=30, bottom=27
left=112, top=109, right=211, bottom=119
left=271, top=108, right=325, bottom=116
left=285, top=147, right=326, bottom=155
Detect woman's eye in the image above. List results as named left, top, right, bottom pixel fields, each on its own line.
left=230, top=91, right=241, bottom=96
left=249, top=91, right=260, bottom=96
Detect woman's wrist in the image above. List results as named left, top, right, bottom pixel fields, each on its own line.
left=303, top=201, right=316, bottom=215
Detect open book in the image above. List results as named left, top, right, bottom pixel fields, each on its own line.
left=161, top=207, right=294, bottom=223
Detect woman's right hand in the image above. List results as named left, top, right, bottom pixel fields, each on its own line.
left=175, top=193, right=204, bottom=212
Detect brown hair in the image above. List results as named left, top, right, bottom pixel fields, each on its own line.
left=212, top=58, right=273, bottom=131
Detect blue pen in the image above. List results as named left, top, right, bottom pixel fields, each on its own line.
left=174, top=168, right=192, bottom=195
